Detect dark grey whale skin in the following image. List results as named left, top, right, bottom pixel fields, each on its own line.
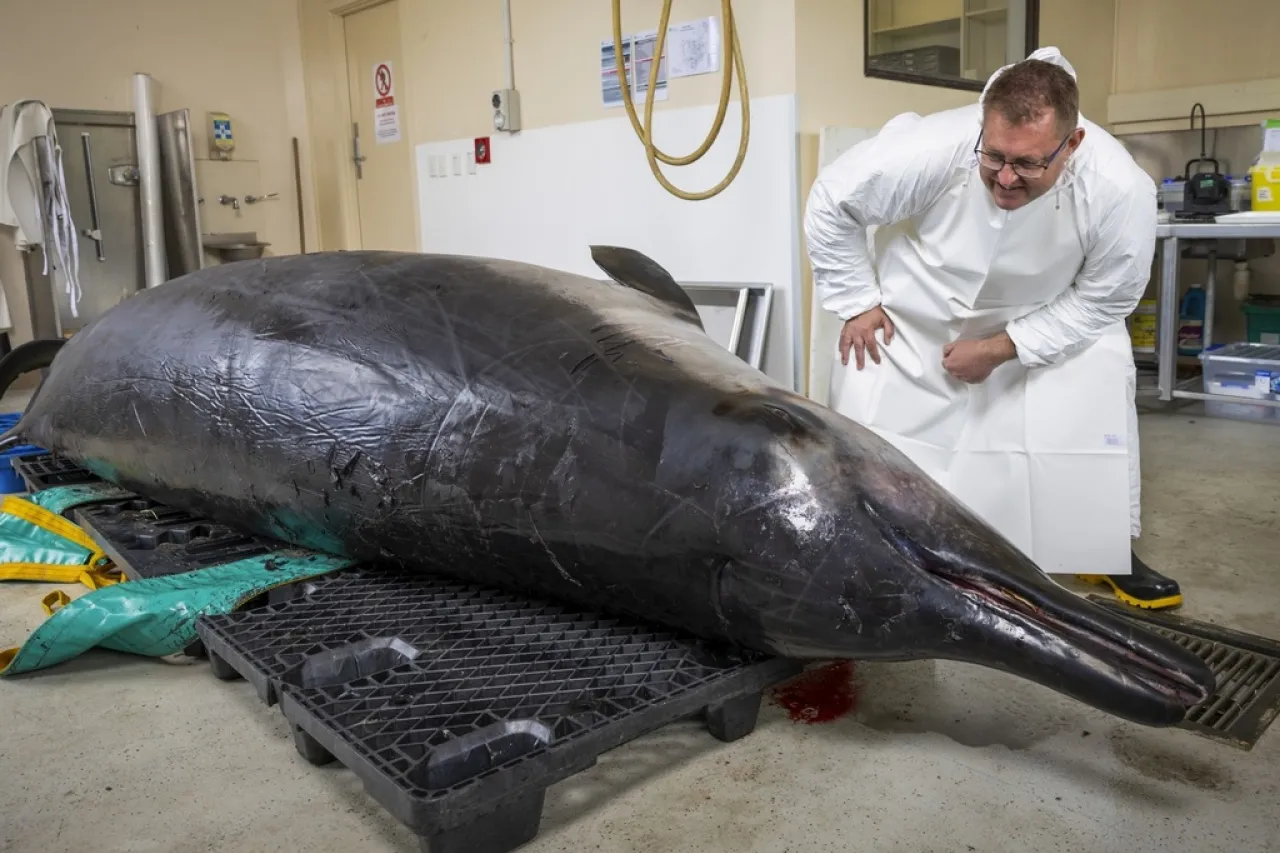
left=10, top=247, right=1213, bottom=726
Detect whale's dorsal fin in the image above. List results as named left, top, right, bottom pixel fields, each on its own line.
left=590, top=245, right=704, bottom=329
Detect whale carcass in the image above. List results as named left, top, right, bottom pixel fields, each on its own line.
left=5, top=247, right=1214, bottom=726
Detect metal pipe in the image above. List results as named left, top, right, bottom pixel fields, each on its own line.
left=293, top=137, right=306, bottom=254
left=157, top=108, right=204, bottom=276
left=1156, top=237, right=1180, bottom=401
left=501, top=0, right=515, bottom=90
left=1203, top=249, right=1216, bottom=351
left=133, top=72, right=168, bottom=287
left=79, top=133, right=106, bottom=261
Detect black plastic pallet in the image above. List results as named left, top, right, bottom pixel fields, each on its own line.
left=12, top=452, right=101, bottom=492
left=197, top=567, right=802, bottom=853
left=74, top=498, right=286, bottom=580
left=10, top=453, right=289, bottom=582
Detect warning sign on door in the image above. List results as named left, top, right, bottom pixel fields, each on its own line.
left=373, top=60, right=401, bottom=144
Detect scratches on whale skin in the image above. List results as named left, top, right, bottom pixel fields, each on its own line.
left=530, top=519, right=581, bottom=586
left=836, top=595, right=863, bottom=634
left=710, top=560, right=733, bottom=633
left=570, top=331, right=636, bottom=377
left=328, top=445, right=364, bottom=489
left=570, top=353, right=601, bottom=376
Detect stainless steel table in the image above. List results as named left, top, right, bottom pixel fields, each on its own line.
left=1149, top=220, right=1280, bottom=409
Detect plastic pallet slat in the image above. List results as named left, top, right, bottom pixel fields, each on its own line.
left=71, top=491, right=317, bottom=659
left=74, top=498, right=288, bottom=580
left=196, top=567, right=802, bottom=853
left=12, top=453, right=102, bottom=493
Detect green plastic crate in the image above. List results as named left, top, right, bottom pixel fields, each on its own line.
left=1242, top=297, right=1280, bottom=345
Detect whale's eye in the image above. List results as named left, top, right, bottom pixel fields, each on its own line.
left=712, top=397, right=810, bottom=441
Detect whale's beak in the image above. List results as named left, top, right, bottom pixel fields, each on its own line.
left=927, top=550, right=1212, bottom=725
left=839, top=451, right=1216, bottom=727
left=872, top=507, right=1215, bottom=726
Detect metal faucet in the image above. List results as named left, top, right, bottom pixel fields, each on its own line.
left=217, top=194, right=240, bottom=211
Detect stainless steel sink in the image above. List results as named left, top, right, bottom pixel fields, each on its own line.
left=203, top=232, right=271, bottom=262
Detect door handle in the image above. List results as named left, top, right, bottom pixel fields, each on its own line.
left=352, top=122, right=367, bottom=180
left=79, top=132, right=106, bottom=260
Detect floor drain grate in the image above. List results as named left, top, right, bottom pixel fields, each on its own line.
left=1087, top=596, right=1280, bottom=749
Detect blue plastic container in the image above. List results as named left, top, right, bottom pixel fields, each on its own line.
left=1178, top=284, right=1207, bottom=356
left=0, top=412, right=45, bottom=493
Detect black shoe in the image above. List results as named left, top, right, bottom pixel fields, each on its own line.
left=1077, top=551, right=1183, bottom=610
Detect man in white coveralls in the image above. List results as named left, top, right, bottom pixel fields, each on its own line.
left=804, top=47, right=1181, bottom=609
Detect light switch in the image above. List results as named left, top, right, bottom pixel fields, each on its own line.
left=451, top=153, right=462, bottom=175
left=466, top=152, right=476, bottom=174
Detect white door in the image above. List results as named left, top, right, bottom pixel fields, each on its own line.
left=344, top=0, right=418, bottom=251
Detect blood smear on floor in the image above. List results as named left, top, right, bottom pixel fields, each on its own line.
left=771, top=660, right=858, bottom=724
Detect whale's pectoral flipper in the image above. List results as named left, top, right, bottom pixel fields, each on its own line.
left=589, top=245, right=704, bottom=329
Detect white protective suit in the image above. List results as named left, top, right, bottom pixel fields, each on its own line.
left=804, top=48, right=1156, bottom=577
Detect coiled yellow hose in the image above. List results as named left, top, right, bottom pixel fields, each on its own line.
left=610, top=0, right=750, bottom=201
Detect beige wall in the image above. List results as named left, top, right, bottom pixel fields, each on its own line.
left=0, top=0, right=314, bottom=348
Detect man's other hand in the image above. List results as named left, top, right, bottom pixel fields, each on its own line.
left=839, top=306, right=895, bottom=369
left=942, top=333, right=1017, bottom=383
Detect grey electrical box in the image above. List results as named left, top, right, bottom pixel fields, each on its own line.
left=491, top=88, right=521, bottom=133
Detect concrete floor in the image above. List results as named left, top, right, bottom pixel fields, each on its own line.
left=1, top=395, right=1278, bottom=853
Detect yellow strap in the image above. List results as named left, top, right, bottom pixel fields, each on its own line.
left=0, top=561, right=124, bottom=588
left=42, top=589, right=70, bottom=616
left=0, top=496, right=125, bottom=633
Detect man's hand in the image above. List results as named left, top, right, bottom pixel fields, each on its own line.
left=942, top=332, right=1018, bottom=383
left=839, top=306, right=895, bottom=369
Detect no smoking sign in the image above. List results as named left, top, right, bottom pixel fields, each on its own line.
left=373, top=62, right=394, bottom=108
left=371, top=60, right=401, bottom=144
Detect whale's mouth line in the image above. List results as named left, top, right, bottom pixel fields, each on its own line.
left=935, top=570, right=1208, bottom=708
left=865, top=505, right=1208, bottom=711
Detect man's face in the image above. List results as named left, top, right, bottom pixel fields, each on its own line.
left=977, top=108, right=1084, bottom=210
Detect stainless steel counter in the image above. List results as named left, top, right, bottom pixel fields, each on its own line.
left=1148, top=218, right=1280, bottom=410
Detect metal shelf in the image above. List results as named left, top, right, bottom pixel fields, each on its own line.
left=1155, top=221, right=1280, bottom=241
left=1151, top=219, right=1280, bottom=415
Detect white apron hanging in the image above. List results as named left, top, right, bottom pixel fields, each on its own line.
left=828, top=165, right=1135, bottom=577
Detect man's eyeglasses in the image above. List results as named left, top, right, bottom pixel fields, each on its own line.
left=974, top=132, right=1072, bottom=179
